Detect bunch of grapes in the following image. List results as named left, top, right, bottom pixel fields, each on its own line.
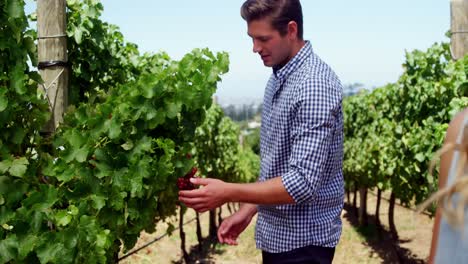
left=177, top=167, right=197, bottom=190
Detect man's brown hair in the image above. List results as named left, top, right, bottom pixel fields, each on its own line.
left=241, top=0, right=304, bottom=40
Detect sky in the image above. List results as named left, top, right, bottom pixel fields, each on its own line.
left=26, top=0, right=451, bottom=106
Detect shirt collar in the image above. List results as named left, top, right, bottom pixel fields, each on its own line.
left=273, top=40, right=312, bottom=81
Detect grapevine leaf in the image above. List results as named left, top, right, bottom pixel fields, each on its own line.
left=69, top=129, right=86, bottom=148
left=56, top=166, right=75, bottom=182
left=37, top=243, right=64, bottom=264
left=89, top=194, right=106, bottom=211
left=166, top=102, right=181, bottom=118
left=96, top=230, right=111, bottom=248
left=10, top=65, right=27, bottom=95
left=18, top=234, right=38, bottom=259
left=73, top=27, right=84, bottom=44
left=0, top=235, right=18, bottom=263
left=95, top=162, right=112, bottom=179
left=0, top=159, right=13, bottom=174
left=23, top=185, right=58, bottom=211
left=9, top=157, right=29, bottom=178
left=6, top=0, right=24, bottom=18
left=415, top=153, right=425, bottom=162
left=109, top=119, right=121, bottom=139
left=75, top=146, right=89, bottom=163
left=29, top=71, right=43, bottom=84
left=55, top=210, right=72, bottom=227
left=121, top=141, right=134, bottom=150
left=0, top=92, right=8, bottom=112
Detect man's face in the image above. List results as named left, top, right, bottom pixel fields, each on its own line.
left=247, top=19, right=291, bottom=68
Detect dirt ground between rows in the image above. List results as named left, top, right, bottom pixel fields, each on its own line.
left=119, top=190, right=434, bottom=264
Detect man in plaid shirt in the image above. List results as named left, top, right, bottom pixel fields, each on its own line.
left=179, top=0, right=344, bottom=263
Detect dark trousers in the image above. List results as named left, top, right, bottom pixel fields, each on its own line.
left=262, top=244, right=335, bottom=264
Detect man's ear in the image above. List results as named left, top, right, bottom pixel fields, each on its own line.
left=287, top=21, right=298, bottom=40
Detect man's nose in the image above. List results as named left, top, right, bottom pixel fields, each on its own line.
left=253, top=40, right=262, bottom=53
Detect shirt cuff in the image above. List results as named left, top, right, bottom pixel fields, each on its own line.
left=282, top=168, right=315, bottom=204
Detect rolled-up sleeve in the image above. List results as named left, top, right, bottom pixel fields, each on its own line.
left=282, top=79, right=340, bottom=204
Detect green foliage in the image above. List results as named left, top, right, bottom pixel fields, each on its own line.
left=65, top=0, right=145, bottom=105
left=1, top=0, right=231, bottom=263
left=237, top=147, right=260, bottom=183
left=194, top=104, right=242, bottom=182
left=244, top=127, right=260, bottom=155
left=194, top=103, right=260, bottom=183
left=344, top=42, right=468, bottom=208
left=0, top=0, right=49, bottom=158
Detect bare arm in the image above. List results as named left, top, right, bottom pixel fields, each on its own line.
left=226, top=177, right=295, bottom=204
left=238, top=203, right=258, bottom=217
left=178, top=176, right=294, bottom=212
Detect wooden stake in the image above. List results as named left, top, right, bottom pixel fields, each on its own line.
left=451, top=0, right=468, bottom=60
left=37, top=0, right=68, bottom=133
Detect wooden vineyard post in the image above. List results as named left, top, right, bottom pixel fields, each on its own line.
left=450, top=0, right=468, bottom=60
left=37, top=0, right=69, bottom=133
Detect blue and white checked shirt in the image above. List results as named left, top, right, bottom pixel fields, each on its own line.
left=256, top=41, right=344, bottom=253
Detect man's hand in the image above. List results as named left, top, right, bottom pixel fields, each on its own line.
left=218, top=204, right=256, bottom=245
left=178, top=178, right=231, bottom=212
